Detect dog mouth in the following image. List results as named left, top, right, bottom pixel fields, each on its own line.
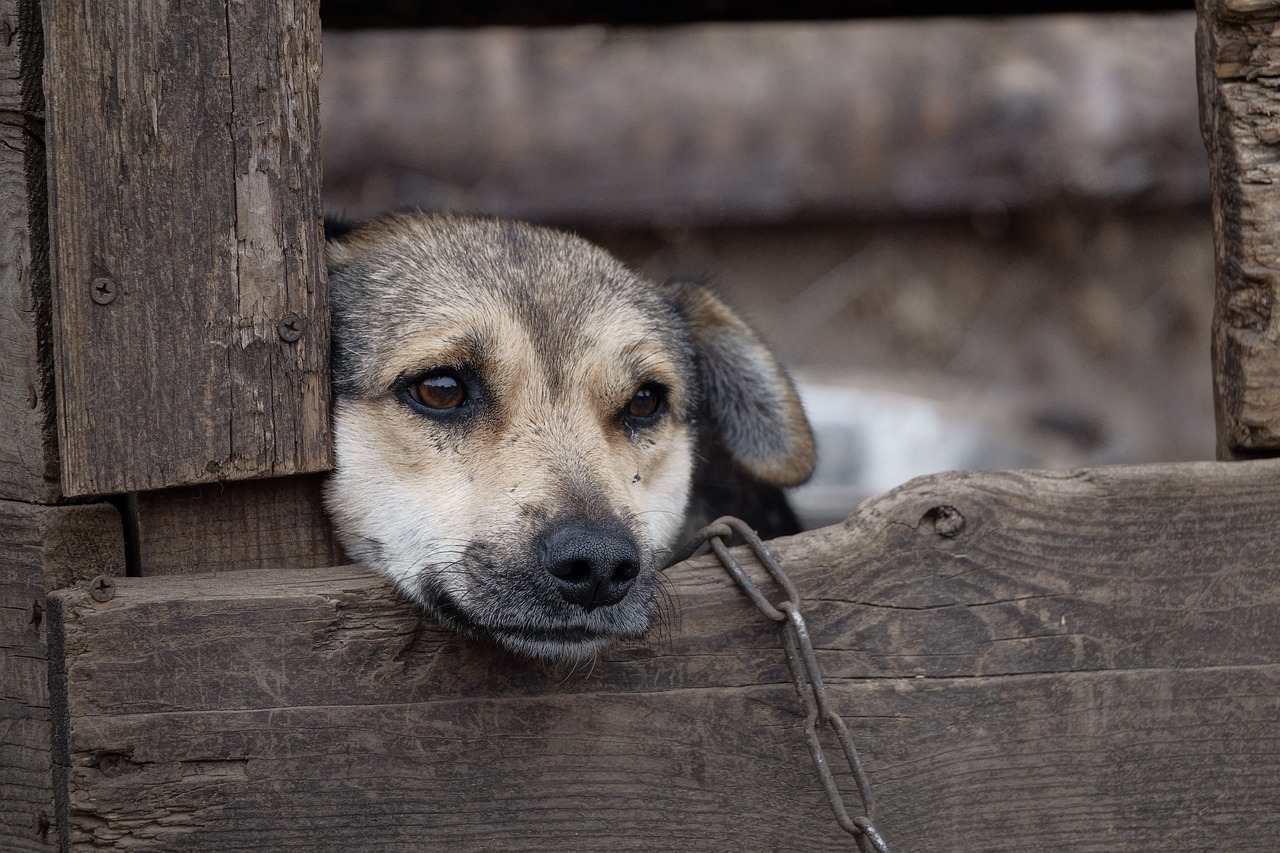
left=427, top=588, right=652, bottom=662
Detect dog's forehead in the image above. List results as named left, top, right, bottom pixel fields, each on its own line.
left=329, top=214, right=691, bottom=393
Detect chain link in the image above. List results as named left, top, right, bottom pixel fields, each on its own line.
left=672, top=516, right=890, bottom=853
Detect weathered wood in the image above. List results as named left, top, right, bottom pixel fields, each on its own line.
left=50, top=669, right=1280, bottom=852
left=0, top=0, right=58, bottom=503
left=133, top=474, right=342, bottom=576
left=46, top=460, right=1280, bottom=850
left=1197, top=0, right=1280, bottom=458
left=0, top=501, right=124, bottom=853
left=43, top=0, right=329, bottom=496
left=322, top=15, right=1207, bottom=225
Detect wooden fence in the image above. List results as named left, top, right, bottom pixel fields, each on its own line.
left=3, top=0, right=1279, bottom=850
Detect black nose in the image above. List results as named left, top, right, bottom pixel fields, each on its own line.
left=539, top=523, right=643, bottom=611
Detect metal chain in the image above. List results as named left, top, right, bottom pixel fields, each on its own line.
left=672, top=516, right=890, bottom=853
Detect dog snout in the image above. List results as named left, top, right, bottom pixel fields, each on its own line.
left=539, top=523, right=643, bottom=612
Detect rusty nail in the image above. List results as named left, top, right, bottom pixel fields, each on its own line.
left=26, top=599, right=43, bottom=628
left=277, top=313, right=305, bottom=342
left=91, top=277, right=117, bottom=305
left=89, top=574, right=115, bottom=602
left=33, top=811, right=51, bottom=838
left=928, top=505, right=966, bottom=538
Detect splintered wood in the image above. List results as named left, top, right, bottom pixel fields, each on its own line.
left=45, top=461, right=1280, bottom=851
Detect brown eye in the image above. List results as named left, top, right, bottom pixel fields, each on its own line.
left=408, top=371, right=466, bottom=410
left=625, top=383, right=665, bottom=421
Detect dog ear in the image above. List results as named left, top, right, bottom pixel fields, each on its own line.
left=665, top=279, right=816, bottom=488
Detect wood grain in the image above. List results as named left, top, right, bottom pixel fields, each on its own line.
left=46, top=460, right=1280, bottom=851
left=0, top=501, right=124, bottom=853
left=0, top=0, right=58, bottom=502
left=1198, top=0, right=1280, bottom=457
left=133, top=474, right=342, bottom=576
left=43, top=0, right=329, bottom=496
left=322, top=16, right=1207, bottom=225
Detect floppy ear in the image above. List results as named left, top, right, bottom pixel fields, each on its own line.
left=665, top=280, right=816, bottom=488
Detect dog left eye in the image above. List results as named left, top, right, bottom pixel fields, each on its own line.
left=624, top=383, right=666, bottom=421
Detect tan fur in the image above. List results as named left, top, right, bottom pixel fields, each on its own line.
left=324, top=213, right=813, bottom=662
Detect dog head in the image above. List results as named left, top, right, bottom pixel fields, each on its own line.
left=325, top=213, right=813, bottom=662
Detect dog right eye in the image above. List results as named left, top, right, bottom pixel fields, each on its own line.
left=406, top=370, right=467, bottom=411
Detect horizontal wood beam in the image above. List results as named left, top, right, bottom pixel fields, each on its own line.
left=43, top=0, right=330, bottom=496
left=132, top=474, right=340, bottom=576
left=46, top=460, right=1280, bottom=850
left=322, top=15, right=1207, bottom=226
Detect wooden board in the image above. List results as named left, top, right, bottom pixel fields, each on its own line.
left=132, top=473, right=342, bottom=576
left=322, top=15, right=1207, bottom=225
left=45, top=460, right=1280, bottom=851
left=42, top=0, right=329, bottom=497
left=0, top=0, right=59, bottom=503
left=1198, top=0, right=1280, bottom=458
left=0, top=501, right=124, bottom=853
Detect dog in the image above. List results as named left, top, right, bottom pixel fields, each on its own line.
left=324, top=212, right=815, bottom=662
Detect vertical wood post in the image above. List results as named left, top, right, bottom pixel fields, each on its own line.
left=0, top=501, right=124, bottom=853
left=43, top=0, right=329, bottom=496
left=0, top=0, right=58, bottom=503
left=1197, top=0, right=1280, bottom=459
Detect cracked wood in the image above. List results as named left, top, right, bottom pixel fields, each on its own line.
left=42, top=0, right=329, bottom=496
left=0, top=0, right=58, bottom=502
left=45, top=460, right=1280, bottom=850
left=1198, top=0, right=1280, bottom=457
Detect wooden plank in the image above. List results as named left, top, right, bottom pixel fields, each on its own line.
left=0, top=501, right=125, bottom=853
left=0, top=0, right=58, bottom=502
left=1198, top=0, right=1280, bottom=458
left=132, top=474, right=342, bottom=576
left=50, top=669, right=1280, bottom=852
left=43, top=0, right=329, bottom=497
left=322, top=15, right=1207, bottom=225
left=46, top=460, right=1280, bottom=850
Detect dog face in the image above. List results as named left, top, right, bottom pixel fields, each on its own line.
left=325, top=213, right=813, bottom=662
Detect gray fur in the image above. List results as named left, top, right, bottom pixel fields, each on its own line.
left=325, top=212, right=814, bottom=662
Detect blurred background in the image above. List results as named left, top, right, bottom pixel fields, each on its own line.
left=319, top=12, right=1212, bottom=527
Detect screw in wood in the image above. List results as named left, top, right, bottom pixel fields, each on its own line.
left=90, top=277, right=118, bottom=305
left=278, top=312, right=305, bottom=342
left=89, top=574, right=115, bottom=602
left=33, top=811, right=51, bottom=840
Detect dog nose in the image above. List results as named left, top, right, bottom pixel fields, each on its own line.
left=540, top=524, right=642, bottom=611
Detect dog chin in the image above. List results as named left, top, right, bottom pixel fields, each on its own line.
left=427, top=589, right=653, bottom=663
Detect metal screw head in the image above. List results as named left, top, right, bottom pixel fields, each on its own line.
left=277, top=313, right=305, bottom=342
left=89, top=575, right=115, bottom=602
left=91, top=277, right=118, bottom=305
